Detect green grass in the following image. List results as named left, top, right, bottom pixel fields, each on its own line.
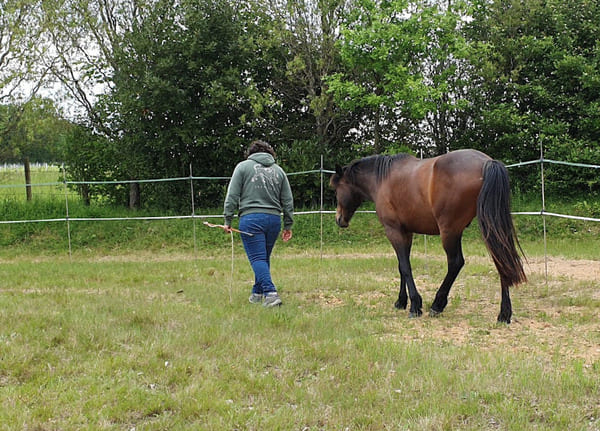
left=1, top=251, right=599, bottom=430
left=3, top=196, right=600, bottom=260
left=0, top=165, right=71, bottom=201
left=1, top=166, right=600, bottom=429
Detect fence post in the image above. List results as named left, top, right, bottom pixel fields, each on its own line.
left=540, top=142, right=548, bottom=284
left=62, top=164, right=72, bottom=261
left=190, top=163, right=197, bottom=255
left=24, top=157, right=32, bottom=201
left=320, top=155, right=324, bottom=263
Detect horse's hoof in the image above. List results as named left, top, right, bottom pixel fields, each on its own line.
left=408, top=310, right=422, bottom=319
left=497, top=312, right=511, bottom=324
left=429, top=309, right=442, bottom=318
left=394, top=299, right=407, bottom=310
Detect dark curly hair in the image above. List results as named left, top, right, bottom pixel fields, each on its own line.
left=246, top=140, right=276, bottom=158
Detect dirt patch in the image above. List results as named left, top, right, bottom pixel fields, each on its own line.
left=312, top=253, right=600, bottom=367
left=380, top=293, right=600, bottom=367
left=319, top=251, right=600, bottom=282
left=526, top=256, right=600, bottom=281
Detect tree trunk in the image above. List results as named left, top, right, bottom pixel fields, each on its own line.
left=80, top=183, right=91, bottom=206
left=129, top=182, right=140, bottom=210
left=24, top=157, right=32, bottom=201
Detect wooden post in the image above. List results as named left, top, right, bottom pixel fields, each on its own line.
left=129, top=182, right=140, bottom=209
left=24, top=157, right=32, bottom=201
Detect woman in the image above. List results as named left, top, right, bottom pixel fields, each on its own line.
left=223, top=140, right=294, bottom=307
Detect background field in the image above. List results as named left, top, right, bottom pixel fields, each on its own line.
left=1, top=166, right=600, bottom=430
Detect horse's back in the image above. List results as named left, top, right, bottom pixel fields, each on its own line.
left=375, top=149, right=492, bottom=235
left=432, top=150, right=490, bottom=184
left=430, top=150, right=491, bottom=232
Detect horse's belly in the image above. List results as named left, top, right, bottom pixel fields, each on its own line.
left=407, top=218, right=440, bottom=235
left=378, top=208, right=439, bottom=235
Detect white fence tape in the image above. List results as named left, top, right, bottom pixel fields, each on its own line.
left=1, top=158, right=598, bottom=225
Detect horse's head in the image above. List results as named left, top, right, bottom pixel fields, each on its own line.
left=330, top=164, right=364, bottom=228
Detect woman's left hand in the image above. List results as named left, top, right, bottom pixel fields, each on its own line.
left=282, top=230, right=292, bottom=242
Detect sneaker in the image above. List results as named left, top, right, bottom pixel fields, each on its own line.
left=263, top=292, right=282, bottom=307
left=249, top=293, right=263, bottom=304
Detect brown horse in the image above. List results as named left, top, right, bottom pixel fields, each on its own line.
left=330, top=149, right=526, bottom=323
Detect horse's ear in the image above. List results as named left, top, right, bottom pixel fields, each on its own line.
left=335, top=165, right=344, bottom=177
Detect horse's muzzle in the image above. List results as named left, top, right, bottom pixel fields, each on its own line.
left=336, top=216, right=349, bottom=228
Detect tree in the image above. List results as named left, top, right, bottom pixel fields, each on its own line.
left=90, top=0, right=357, bottom=209
left=38, top=0, right=154, bottom=127
left=60, top=124, right=115, bottom=205
left=418, top=1, right=473, bottom=155
left=460, top=0, right=600, bottom=194
left=259, top=0, right=358, bottom=148
left=327, top=0, right=469, bottom=155
left=36, top=0, right=160, bottom=207
left=0, top=0, right=47, bottom=106
left=0, top=98, right=71, bottom=200
left=82, top=0, right=272, bottom=209
left=245, top=0, right=360, bottom=206
left=1, top=0, right=53, bottom=194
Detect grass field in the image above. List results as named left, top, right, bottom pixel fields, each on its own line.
left=1, top=166, right=600, bottom=430
left=0, top=165, right=70, bottom=201
left=1, top=244, right=600, bottom=430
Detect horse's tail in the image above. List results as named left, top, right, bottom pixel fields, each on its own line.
left=477, top=160, right=527, bottom=287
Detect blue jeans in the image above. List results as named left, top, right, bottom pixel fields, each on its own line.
left=239, top=213, right=281, bottom=295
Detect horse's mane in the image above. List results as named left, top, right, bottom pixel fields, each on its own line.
left=345, top=154, right=410, bottom=185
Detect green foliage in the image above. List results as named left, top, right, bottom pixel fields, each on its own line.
left=91, top=0, right=329, bottom=209
left=276, top=139, right=356, bottom=208
left=327, top=0, right=429, bottom=153
left=459, top=0, right=600, bottom=195
left=544, top=140, right=600, bottom=197
left=3, top=0, right=600, bottom=211
left=572, top=200, right=600, bottom=218
left=60, top=125, right=121, bottom=205
left=107, top=0, right=250, bottom=188
left=0, top=98, right=69, bottom=164
left=327, top=0, right=472, bottom=155
left=70, top=0, right=361, bottom=210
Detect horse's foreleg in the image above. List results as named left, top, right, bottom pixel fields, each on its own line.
left=497, top=280, right=512, bottom=323
left=430, top=233, right=464, bottom=317
left=387, top=228, right=421, bottom=317
left=395, top=275, right=407, bottom=310
left=401, top=258, right=422, bottom=318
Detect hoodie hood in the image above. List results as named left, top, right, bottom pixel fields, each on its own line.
left=248, top=152, right=275, bottom=167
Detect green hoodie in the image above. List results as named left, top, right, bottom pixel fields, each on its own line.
left=224, top=153, right=294, bottom=230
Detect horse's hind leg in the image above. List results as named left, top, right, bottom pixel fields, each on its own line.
left=497, top=280, right=512, bottom=323
left=430, top=233, right=465, bottom=316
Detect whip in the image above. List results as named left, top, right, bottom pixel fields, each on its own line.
left=203, top=221, right=254, bottom=236
left=203, top=221, right=248, bottom=304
